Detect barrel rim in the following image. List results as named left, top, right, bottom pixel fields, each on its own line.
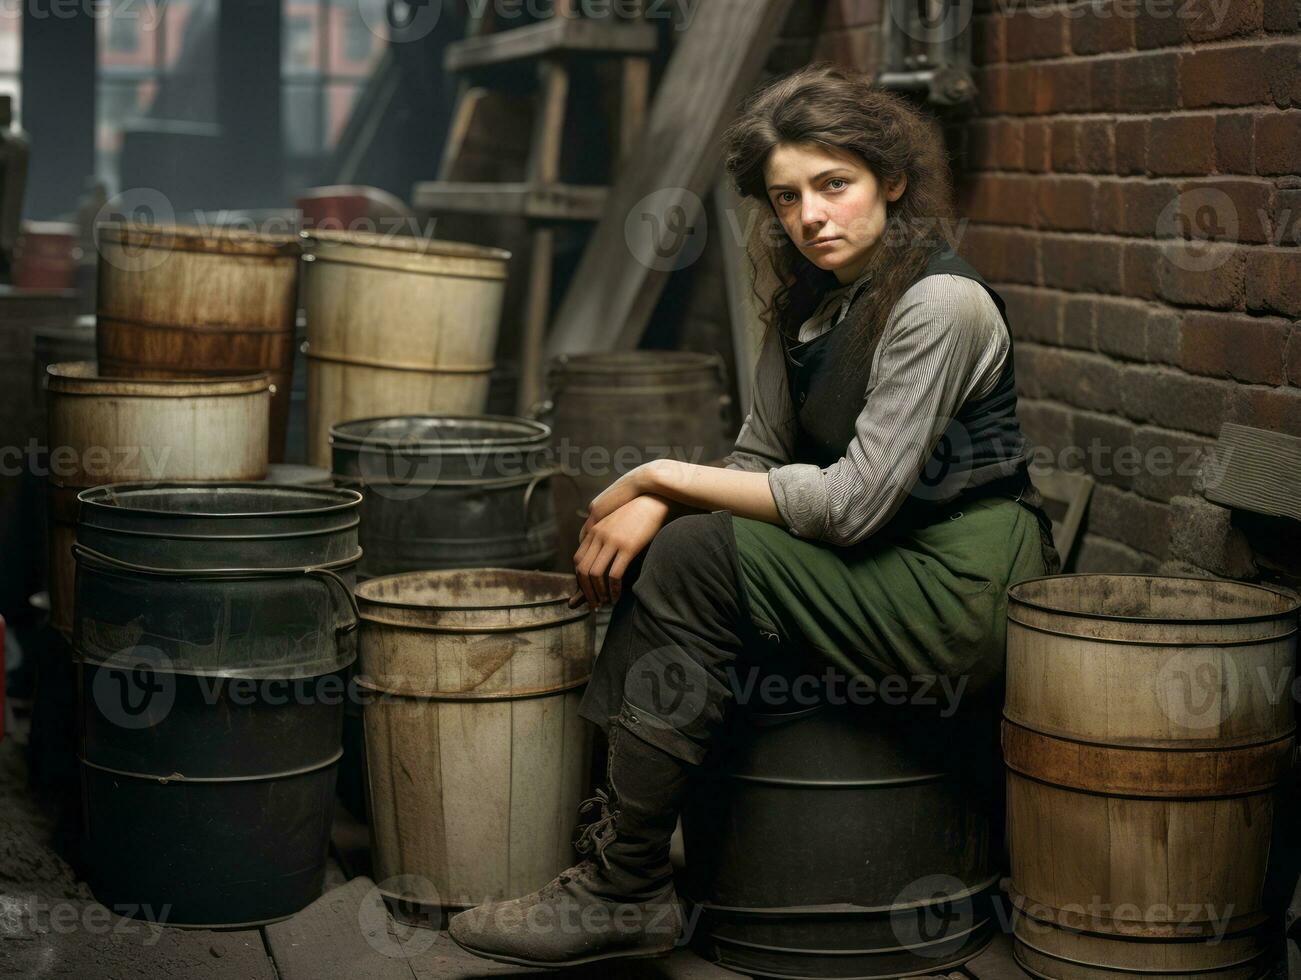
left=97, top=221, right=302, bottom=256
left=1007, top=572, right=1301, bottom=625
left=76, top=481, right=363, bottom=518
left=355, top=567, right=577, bottom=612
left=47, top=360, right=273, bottom=396
left=300, top=228, right=511, bottom=263
left=329, top=413, right=552, bottom=451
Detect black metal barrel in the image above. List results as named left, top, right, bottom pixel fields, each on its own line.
left=74, top=483, right=362, bottom=927
left=330, top=414, right=558, bottom=578
left=681, top=697, right=1001, bottom=979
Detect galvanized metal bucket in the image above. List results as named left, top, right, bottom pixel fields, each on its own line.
left=74, top=482, right=362, bottom=927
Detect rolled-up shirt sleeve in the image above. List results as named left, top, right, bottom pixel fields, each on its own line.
left=767, top=275, right=1008, bottom=547
left=720, top=325, right=796, bottom=473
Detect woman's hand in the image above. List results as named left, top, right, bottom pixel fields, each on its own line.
left=571, top=494, right=672, bottom=609
left=582, top=461, right=663, bottom=528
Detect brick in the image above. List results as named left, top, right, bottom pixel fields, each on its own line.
left=1071, top=1, right=1135, bottom=54
left=972, top=13, right=1006, bottom=65
left=1041, top=236, right=1125, bottom=293
left=974, top=66, right=1009, bottom=115
left=1245, top=248, right=1301, bottom=316
left=1255, top=112, right=1301, bottom=175
left=1093, top=297, right=1150, bottom=360
left=1173, top=178, right=1276, bottom=245
left=1062, top=294, right=1097, bottom=350
left=1263, top=42, right=1301, bottom=107
left=1179, top=312, right=1291, bottom=384
left=1037, top=177, right=1097, bottom=232
left=1089, top=57, right=1122, bottom=111
left=1146, top=115, right=1218, bottom=176
left=1073, top=415, right=1139, bottom=491
left=1024, top=121, right=1052, bottom=173
left=1214, top=113, right=1255, bottom=174
left=1120, top=366, right=1235, bottom=436
left=1118, top=51, right=1181, bottom=111
left=1006, top=7, right=1071, bottom=61
left=966, top=121, right=999, bottom=171
left=1051, top=120, right=1080, bottom=172
left=1121, top=241, right=1164, bottom=299
left=1096, top=178, right=1179, bottom=236
left=1019, top=399, right=1076, bottom=460
left=1115, top=119, right=1149, bottom=175
left=963, top=174, right=1038, bottom=227
left=1288, top=330, right=1301, bottom=385
left=1001, top=286, right=1064, bottom=345
left=996, top=119, right=1026, bottom=170
left=1077, top=121, right=1116, bottom=172
left=811, top=25, right=877, bottom=70
left=1075, top=534, right=1163, bottom=573
left=1134, top=5, right=1187, bottom=49
left=1034, top=62, right=1094, bottom=115
left=959, top=226, right=1039, bottom=285
left=1235, top=384, right=1301, bottom=437
left=1133, top=426, right=1215, bottom=500
left=1006, top=64, right=1040, bottom=116
left=1155, top=243, right=1247, bottom=309
left=1265, top=0, right=1300, bottom=31
left=1186, top=0, right=1264, bottom=41
left=1033, top=347, right=1127, bottom=414
left=1088, top=484, right=1172, bottom=557
left=1146, top=309, right=1183, bottom=364
left=1180, top=46, right=1272, bottom=108
left=1168, top=496, right=1256, bottom=578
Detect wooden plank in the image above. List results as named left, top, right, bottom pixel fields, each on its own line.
left=1204, top=422, right=1301, bottom=522
left=1029, top=468, right=1094, bottom=566
left=446, top=18, right=658, bottom=73
left=411, top=182, right=607, bottom=221
left=713, top=179, right=762, bottom=417
left=545, top=0, right=797, bottom=357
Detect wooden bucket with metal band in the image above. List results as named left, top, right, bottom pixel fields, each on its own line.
left=45, top=362, right=270, bottom=639
left=299, top=230, right=509, bottom=469
left=356, top=568, right=593, bottom=915
left=94, top=222, right=300, bottom=461
left=1003, top=573, right=1300, bottom=980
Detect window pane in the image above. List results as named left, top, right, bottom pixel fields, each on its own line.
left=329, top=0, right=383, bottom=77
left=0, top=12, right=20, bottom=74
left=284, top=1, right=322, bottom=77
left=283, top=82, right=322, bottom=157
left=100, top=0, right=162, bottom=69
left=161, top=0, right=213, bottom=71
left=324, top=81, right=360, bottom=148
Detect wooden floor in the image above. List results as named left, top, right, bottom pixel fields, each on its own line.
left=0, top=735, right=1032, bottom=980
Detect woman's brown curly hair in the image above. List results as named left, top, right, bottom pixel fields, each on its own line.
left=722, top=64, right=956, bottom=364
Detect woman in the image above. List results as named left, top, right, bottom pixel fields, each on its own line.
left=449, top=64, right=1060, bottom=967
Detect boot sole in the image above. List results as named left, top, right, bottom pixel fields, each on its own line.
left=447, top=930, right=679, bottom=969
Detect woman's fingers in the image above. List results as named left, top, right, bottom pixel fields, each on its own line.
left=589, top=540, right=619, bottom=607
left=607, top=550, right=633, bottom=605
left=572, top=535, right=599, bottom=608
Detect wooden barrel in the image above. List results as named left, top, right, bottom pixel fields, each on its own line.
left=543, top=351, right=732, bottom=572
left=1004, top=573, right=1300, bottom=980
left=356, top=568, right=593, bottom=911
left=45, top=362, right=270, bottom=639
left=94, top=222, right=300, bottom=461
left=299, top=230, right=510, bottom=469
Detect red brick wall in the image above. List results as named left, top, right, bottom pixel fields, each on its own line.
left=753, top=0, right=1301, bottom=585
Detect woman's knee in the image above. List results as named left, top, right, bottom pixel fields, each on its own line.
left=643, top=512, right=733, bottom=576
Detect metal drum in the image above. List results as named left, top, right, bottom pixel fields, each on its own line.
left=74, top=483, right=362, bottom=926
left=1004, top=573, right=1299, bottom=980
left=542, top=351, right=732, bottom=571
left=331, top=415, right=558, bottom=578
left=682, top=697, right=1000, bottom=979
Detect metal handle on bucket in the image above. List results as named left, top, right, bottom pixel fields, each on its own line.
left=72, top=543, right=362, bottom=637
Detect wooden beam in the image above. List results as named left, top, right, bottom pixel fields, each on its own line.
left=1204, top=423, right=1301, bottom=522
left=411, top=181, right=607, bottom=221
left=545, top=0, right=797, bottom=357
left=446, top=18, right=658, bottom=73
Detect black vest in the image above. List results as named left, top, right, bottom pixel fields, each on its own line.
left=781, top=250, right=1050, bottom=534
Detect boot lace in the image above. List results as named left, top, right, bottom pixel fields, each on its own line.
left=573, top=789, right=618, bottom=869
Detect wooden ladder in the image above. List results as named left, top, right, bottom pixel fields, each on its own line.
left=412, top=1, right=657, bottom=414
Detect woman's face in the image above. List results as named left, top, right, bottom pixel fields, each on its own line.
left=763, top=142, right=906, bottom=284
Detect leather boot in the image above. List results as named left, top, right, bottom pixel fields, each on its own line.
left=447, top=717, right=689, bottom=967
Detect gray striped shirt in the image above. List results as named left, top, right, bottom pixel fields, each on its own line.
left=722, top=273, right=1010, bottom=546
